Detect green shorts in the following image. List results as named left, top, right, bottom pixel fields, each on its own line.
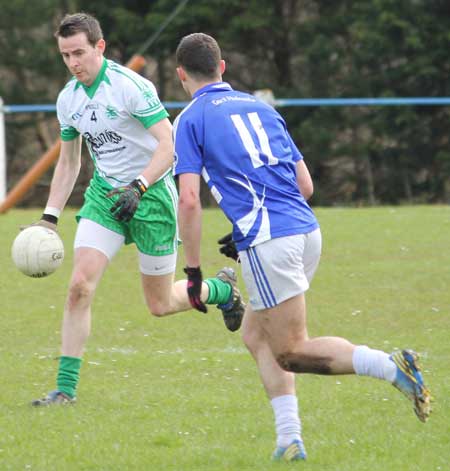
left=76, top=172, right=178, bottom=256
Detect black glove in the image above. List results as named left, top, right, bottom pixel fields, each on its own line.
left=106, top=178, right=147, bottom=222
left=218, top=233, right=239, bottom=262
left=184, top=266, right=207, bottom=313
left=20, top=213, right=58, bottom=232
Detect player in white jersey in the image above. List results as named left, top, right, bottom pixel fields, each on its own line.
left=29, top=13, right=245, bottom=407
left=173, top=33, right=431, bottom=462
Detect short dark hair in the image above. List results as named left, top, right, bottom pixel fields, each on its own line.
left=176, top=33, right=221, bottom=79
left=55, top=13, right=103, bottom=47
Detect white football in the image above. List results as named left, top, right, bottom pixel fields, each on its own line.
left=11, top=226, right=64, bottom=278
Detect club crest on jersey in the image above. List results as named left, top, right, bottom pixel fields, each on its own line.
left=106, top=105, right=119, bottom=119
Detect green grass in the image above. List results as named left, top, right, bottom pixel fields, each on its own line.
left=0, top=206, right=449, bottom=470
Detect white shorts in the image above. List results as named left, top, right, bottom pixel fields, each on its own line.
left=74, top=218, right=177, bottom=275
left=239, top=229, right=322, bottom=310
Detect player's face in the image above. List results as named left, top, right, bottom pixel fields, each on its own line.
left=58, top=32, right=105, bottom=86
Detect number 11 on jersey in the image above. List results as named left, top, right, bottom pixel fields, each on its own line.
left=230, top=112, right=279, bottom=168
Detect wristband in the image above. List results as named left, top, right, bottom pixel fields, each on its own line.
left=184, top=266, right=202, bottom=276
left=42, top=213, right=58, bottom=224
left=137, top=175, right=149, bottom=191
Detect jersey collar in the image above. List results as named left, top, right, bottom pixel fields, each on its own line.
left=75, top=58, right=111, bottom=98
left=193, top=82, right=233, bottom=98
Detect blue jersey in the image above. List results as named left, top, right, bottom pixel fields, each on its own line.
left=173, top=82, right=319, bottom=251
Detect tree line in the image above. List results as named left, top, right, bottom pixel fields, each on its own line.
left=1, top=0, right=449, bottom=206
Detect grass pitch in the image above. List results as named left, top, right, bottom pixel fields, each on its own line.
left=0, top=206, right=448, bottom=470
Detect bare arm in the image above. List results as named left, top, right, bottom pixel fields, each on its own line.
left=45, top=136, right=82, bottom=211
left=178, top=173, right=202, bottom=267
left=141, top=118, right=174, bottom=185
left=296, top=159, right=314, bottom=200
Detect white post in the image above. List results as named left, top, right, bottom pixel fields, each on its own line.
left=0, top=97, right=6, bottom=203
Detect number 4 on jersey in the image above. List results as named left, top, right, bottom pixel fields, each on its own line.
left=231, top=112, right=278, bottom=168
left=90, top=111, right=97, bottom=122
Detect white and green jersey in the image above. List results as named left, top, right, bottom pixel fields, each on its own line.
left=56, top=58, right=169, bottom=187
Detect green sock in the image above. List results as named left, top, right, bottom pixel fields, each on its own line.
left=57, top=356, right=82, bottom=399
left=205, top=278, right=232, bottom=305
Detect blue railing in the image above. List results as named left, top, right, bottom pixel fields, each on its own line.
left=274, top=97, right=450, bottom=107
left=2, top=97, right=450, bottom=114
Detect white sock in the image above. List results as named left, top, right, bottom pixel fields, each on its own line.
left=271, top=394, right=301, bottom=448
left=352, top=345, right=397, bottom=383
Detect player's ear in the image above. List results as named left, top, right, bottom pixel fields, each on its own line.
left=176, top=66, right=187, bottom=82
left=219, top=60, right=226, bottom=75
left=96, top=38, right=106, bottom=54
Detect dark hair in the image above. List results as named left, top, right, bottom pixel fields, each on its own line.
left=176, top=33, right=221, bottom=79
left=55, top=13, right=103, bottom=47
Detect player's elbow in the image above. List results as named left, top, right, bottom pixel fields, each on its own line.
left=178, top=188, right=201, bottom=212
left=301, top=181, right=314, bottom=200
left=296, top=160, right=314, bottom=201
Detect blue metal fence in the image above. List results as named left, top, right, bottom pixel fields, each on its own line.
left=2, top=97, right=450, bottom=114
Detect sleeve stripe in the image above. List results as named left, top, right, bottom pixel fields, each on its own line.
left=133, top=109, right=169, bottom=128
left=61, top=127, right=80, bottom=141
left=133, top=105, right=166, bottom=116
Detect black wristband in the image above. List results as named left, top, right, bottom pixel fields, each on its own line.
left=42, top=213, right=58, bottom=224
left=184, top=266, right=202, bottom=276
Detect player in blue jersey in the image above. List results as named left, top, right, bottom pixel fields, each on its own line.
left=173, top=33, right=431, bottom=461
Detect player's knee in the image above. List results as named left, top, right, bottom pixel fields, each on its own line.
left=146, top=299, right=171, bottom=317
left=67, top=275, right=95, bottom=309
